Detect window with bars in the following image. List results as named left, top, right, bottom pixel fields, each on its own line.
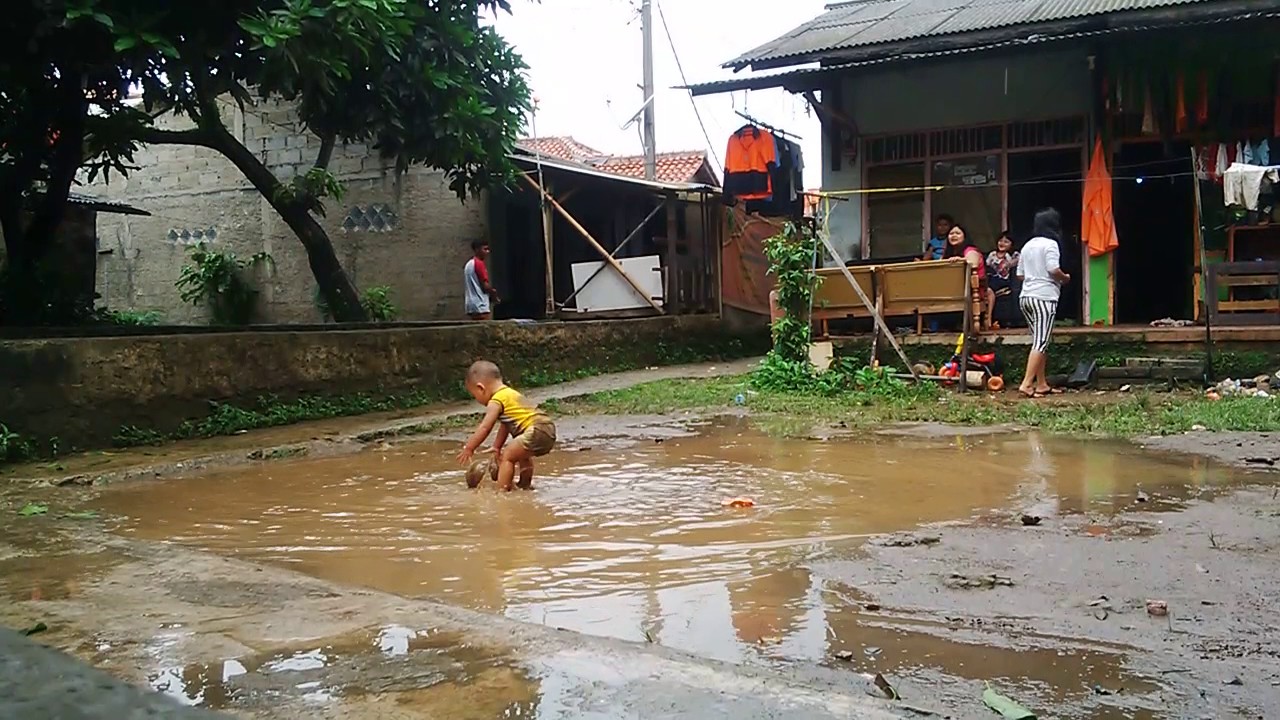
left=1007, top=117, right=1085, bottom=149
left=341, top=203, right=399, bottom=232
left=862, top=117, right=1088, bottom=164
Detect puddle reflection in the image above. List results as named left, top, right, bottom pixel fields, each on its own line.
left=97, top=419, right=1245, bottom=711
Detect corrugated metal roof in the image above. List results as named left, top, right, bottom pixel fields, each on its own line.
left=66, top=191, right=149, bottom=216
left=725, top=0, right=1227, bottom=70
left=688, top=8, right=1279, bottom=95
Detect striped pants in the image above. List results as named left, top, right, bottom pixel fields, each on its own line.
left=1020, top=297, right=1057, bottom=353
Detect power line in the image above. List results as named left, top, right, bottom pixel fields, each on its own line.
left=653, top=0, right=724, bottom=178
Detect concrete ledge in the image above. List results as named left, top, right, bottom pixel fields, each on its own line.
left=0, top=315, right=765, bottom=449
left=0, top=629, right=227, bottom=719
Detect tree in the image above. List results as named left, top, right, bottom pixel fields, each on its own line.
left=108, top=0, right=532, bottom=321
left=0, top=0, right=146, bottom=323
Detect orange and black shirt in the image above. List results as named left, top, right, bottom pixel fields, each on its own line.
left=724, top=126, right=778, bottom=201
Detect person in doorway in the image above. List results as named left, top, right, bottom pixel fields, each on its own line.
left=1017, top=209, right=1071, bottom=399
left=922, top=214, right=954, bottom=260
left=986, top=231, right=1021, bottom=329
left=456, top=360, right=558, bottom=492
left=464, top=239, right=498, bottom=320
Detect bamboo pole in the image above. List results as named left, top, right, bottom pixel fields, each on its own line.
left=814, top=232, right=919, bottom=380
left=521, top=173, right=663, bottom=313
left=560, top=199, right=666, bottom=309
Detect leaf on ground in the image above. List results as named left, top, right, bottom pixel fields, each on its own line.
left=982, top=685, right=1036, bottom=719
left=17, top=503, right=49, bottom=517
left=22, top=622, right=48, bottom=636
left=61, top=511, right=99, bottom=520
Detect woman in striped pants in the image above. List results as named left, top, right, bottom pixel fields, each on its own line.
left=1017, top=209, right=1071, bottom=398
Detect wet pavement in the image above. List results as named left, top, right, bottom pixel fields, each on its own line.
left=79, top=418, right=1280, bottom=717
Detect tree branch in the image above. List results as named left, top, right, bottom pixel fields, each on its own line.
left=314, top=132, right=336, bottom=170
left=139, top=127, right=217, bottom=147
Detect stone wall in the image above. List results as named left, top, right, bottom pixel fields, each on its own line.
left=86, top=96, right=487, bottom=324
left=0, top=316, right=762, bottom=449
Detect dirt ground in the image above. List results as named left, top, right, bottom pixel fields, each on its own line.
left=3, top=364, right=1280, bottom=719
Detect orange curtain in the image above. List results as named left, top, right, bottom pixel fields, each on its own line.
left=1082, top=138, right=1119, bottom=258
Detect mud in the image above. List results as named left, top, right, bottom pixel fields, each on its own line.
left=4, top=378, right=1280, bottom=718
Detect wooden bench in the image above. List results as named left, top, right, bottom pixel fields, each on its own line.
left=795, top=259, right=975, bottom=336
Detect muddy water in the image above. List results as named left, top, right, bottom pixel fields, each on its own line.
left=95, top=420, right=1241, bottom=710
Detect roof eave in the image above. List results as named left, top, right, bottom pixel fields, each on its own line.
left=725, top=0, right=1275, bottom=74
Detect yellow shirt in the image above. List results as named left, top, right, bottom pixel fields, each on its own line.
left=490, top=386, right=543, bottom=435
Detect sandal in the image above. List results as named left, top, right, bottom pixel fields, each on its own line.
left=1037, top=387, right=1064, bottom=395
left=1017, top=388, right=1040, bottom=399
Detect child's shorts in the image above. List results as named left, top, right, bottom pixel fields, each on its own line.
left=514, top=419, right=557, bottom=457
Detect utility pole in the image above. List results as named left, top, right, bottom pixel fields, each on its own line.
left=640, top=0, right=656, bottom=181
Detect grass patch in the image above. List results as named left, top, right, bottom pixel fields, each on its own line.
left=549, top=375, right=1280, bottom=438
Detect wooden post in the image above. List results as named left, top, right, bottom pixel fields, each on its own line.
left=666, top=191, right=680, bottom=314
left=815, top=231, right=918, bottom=380
left=958, top=264, right=973, bottom=394
left=522, top=173, right=664, bottom=313
left=540, top=180, right=555, bottom=318
left=869, top=275, right=883, bottom=366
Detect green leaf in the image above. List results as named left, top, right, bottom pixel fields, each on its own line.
left=113, top=36, right=137, bottom=51
left=92, top=12, right=115, bottom=29
left=62, top=511, right=99, bottom=520
left=982, top=685, right=1036, bottom=719
left=17, top=503, right=49, bottom=517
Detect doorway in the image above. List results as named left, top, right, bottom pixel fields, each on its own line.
left=1112, top=142, right=1195, bottom=323
left=1008, top=149, right=1084, bottom=322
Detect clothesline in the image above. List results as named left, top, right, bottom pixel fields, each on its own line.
left=733, top=110, right=802, bottom=141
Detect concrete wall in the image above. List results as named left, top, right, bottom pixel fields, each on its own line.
left=86, top=97, right=487, bottom=324
left=0, top=316, right=762, bottom=449
left=821, top=48, right=1092, bottom=257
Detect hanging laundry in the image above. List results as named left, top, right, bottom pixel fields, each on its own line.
left=1243, top=141, right=1255, bottom=165
left=1175, top=73, right=1188, bottom=134
left=1196, top=72, right=1209, bottom=125
left=724, top=125, right=778, bottom=202
left=744, top=135, right=805, bottom=219
left=1228, top=143, right=1238, bottom=167
left=1259, top=139, right=1271, bottom=166
left=1082, top=138, right=1119, bottom=258
left=1141, top=84, right=1156, bottom=135
left=1194, top=146, right=1210, bottom=181
left=1274, top=73, right=1280, bottom=136
left=1236, top=142, right=1246, bottom=166
left=1215, top=143, right=1229, bottom=182
left=1223, top=163, right=1280, bottom=211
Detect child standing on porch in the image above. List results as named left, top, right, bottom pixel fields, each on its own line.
left=456, top=361, right=558, bottom=491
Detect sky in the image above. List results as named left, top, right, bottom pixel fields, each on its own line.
left=491, top=0, right=827, bottom=188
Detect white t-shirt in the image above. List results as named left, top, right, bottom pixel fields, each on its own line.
left=1018, top=236, right=1062, bottom=302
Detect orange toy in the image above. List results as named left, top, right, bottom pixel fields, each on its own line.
left=723, top=497, right=755, bottom=509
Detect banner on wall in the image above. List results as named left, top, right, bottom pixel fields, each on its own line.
left=721, top=206, right=783, bottom=316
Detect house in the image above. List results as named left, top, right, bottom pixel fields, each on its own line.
left=518, top=136, right=721, bottom=187
left=485, top=142, right=723, bottom=319
left=691, top=0, right=1280, bottom=328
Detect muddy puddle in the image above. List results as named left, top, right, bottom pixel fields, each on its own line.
left=93, top=419, right=1250, bottom=714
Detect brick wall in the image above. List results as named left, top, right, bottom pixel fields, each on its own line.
left=86, top=96, right=486, bottom=323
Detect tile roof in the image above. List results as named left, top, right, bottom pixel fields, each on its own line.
left=598, top=151, right=716, bottom=186
left=725, top=0, right=1239, bottom=70
left=518, top=137, right=717, bottom=186
left=516, top=136, right=608, bottom=165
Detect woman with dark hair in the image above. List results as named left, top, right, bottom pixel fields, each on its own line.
left=942, top=224, right=986, bottom=276
left=943, top=224, right=987, bottom=327
left=986, top=231, right=1021, bottom=329
left=1017, top=209, right=1071, bottom=398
